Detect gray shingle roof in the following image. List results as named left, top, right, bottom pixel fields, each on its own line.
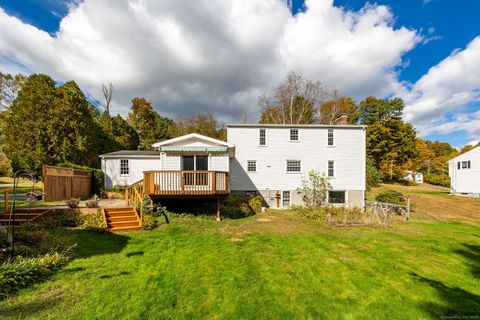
left=99, top=150, right=159, bottom=157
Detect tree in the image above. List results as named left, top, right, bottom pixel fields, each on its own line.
left=97, top=83, right=114, bottom=114
left=0, top=72, right=26, bottom=109
left=110, top=115, right=140, bottom=150
left=3, top=75, right=102, bottom=176
left=296, top=169, right=331, bottom=209
left=169, top=113, right=224, bottom=140
left=259, top=71, right=326, bottom=124
left=319, top=94, right=357, bottom=124
left=127, top=97, right=172, bottom=150
left=358, top=97, right=417, bottom=180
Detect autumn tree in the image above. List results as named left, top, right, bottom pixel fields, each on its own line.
left=358, top=97, right=417, bottom=180
left=319, top=93, right=357, bottom=124
left=127, top=97, right=172, bottom=150
left=259, top=71, right=326, bottom=124
left=169, top=113, right=225, bottom=140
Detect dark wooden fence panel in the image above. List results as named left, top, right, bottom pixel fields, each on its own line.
left=43, top=165, right=92, bottom=201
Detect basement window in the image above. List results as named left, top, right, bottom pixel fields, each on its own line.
left=329, top=191, right=346, bottom=204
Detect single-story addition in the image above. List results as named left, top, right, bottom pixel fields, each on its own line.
left=100, top=122, right=366, bottom=209
left=448, top=146, right=480, bottom=198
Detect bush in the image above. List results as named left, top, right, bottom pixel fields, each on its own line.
left=0, top=251, right=70, bottom=300
left=142, top=214, right=157, bottom=230
left=291, top=206, right=397, bottom=226
left=221, top=196, right=254, bottom=219
left=80, top=212, right=107, bottom=232
left=34, top=210, right=81, bottom=229
left=85, top=196, right=99, bottom=208
left=425, top=173, right=450, bottom=187
left=67, top=198, right=80, bottom=208
left=366, top=157, right=383, bottom=190
left=56, top=162, right=104, bottom=195
left=248, top=196, right=264, bottom=213
left=375, top=190, right=405, bottom=205
left=111, top=185, right=126, bottom=192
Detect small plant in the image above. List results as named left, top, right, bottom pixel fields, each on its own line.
left=85, top=195, right=99, bottom=208
left=80, top=211, right=107, bottom=232
left=296, top=169, right=331, bottom=209
left=142, top=214, right=157, bottom=230
left=34, top=210, right=81, bottom=229
left=248, top=196, right=264, bottom=213
left=375, top=190, right=405, bottom=205
left=67, top=198, right=80, bottom=208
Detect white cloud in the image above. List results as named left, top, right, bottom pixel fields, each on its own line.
left=403, top=36, right=480, bottom=141
left=0, top=0, right=420, bottom=122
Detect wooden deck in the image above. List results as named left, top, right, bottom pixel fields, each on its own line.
left=143, top=170, right=229, bottom=197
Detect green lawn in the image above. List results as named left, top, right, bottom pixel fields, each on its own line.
left=0, top=212, right=479, bottom=319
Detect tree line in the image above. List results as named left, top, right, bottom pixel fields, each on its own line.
left=0, top=70, right=475, bottom=186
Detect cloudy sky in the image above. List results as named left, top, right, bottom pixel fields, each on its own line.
left=0, top=0, right=479, bottom=147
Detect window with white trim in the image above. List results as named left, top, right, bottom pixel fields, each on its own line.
left=286, top=160, right=301, bottom=172
left=259, top=128, right=266, bottom=146
left=247, top=160, right=257, bottom=172
left=327, top=129, right=334, bottom=146
left=120, top=159, right=129, bottom=175
left=329, top=191, right=345, bottom=204
left=290, top=129, right=299, bottom=141
left=328, top=160, right=334, bottom=177
left=282, top=191, right=291, bottom=207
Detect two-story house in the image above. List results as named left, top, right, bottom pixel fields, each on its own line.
left=448, top=146, right=480, bottom=198
left=100, top=122, right=366, bottom=209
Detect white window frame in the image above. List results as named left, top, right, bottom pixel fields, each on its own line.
left=327, top=160, right=335, bottom=177
left=327, top=129, right=335, bottom=146
left=461, top=160, right=471, bottom=169
left=259, top=128, right=267, bottom=146
left=247, top=160, right=257, bottom=172
left=120, top=159, right=129, bottom=176
left=290, top=129, right=299, bottom=141
left=282, top=191, right=291, bottom=207
left=328, top=190, right=347, bottom=205
left=286, top=160, right=302, bottom=173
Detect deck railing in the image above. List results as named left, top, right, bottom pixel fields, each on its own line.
left=143, top=171, right=229, bottom=196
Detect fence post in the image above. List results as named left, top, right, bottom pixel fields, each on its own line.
left=406, top=195, right=411, bottom=222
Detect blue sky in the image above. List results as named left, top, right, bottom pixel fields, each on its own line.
left=0, top=0, right=479, bottom=148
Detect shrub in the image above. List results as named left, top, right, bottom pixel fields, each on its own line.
left=34, top=210, right=81, bottom=229
left=85, top=196, right=99, bottom=208
left=221, top=196, right=254, bottom=219
left=67, top=198, right=80, bottom=208
left=111, top=185, right=126, bottom=192
left=56, top=162, right=104, bottom=195
left=366, top=157, right=383, bottom=190
left=248, top=196, right=264, bottom=213
left=291, top=206, right=394, bottom=226
left=296, top=169, right=331, bottom=209
left=80, top=212, right=107, bottom=232
left=375, top=190, right=405, bottom=205
left=0, top=251, right=71, bottom=300
left=425, top=173, right=450, bottom=187
left=12, top=229, right=69, bottom=256
left=142, top=214, right=157, bottom=230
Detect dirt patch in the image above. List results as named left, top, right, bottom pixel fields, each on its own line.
left=257, top=218, right=272, bottom=222
left=228, top=237, right=244, bottom=242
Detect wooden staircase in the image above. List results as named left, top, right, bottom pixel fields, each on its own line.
left=103, top=207, right=142, bottom=232
left=0, top=208, right=51, bottom=226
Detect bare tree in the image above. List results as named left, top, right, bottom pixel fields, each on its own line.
left=97, top=83, right=114, bottom=113
left=0, top=72, right=26, bottom=110
left=259, top=71, right=327, bottom=124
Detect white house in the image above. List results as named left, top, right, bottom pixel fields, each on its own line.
left=227, top=124, right=366, bottom=208
left=402, top=170, right=423, bottom=184
left=100, top=123, right=366, bottom=208
left=448, top=146, right=480, bottom=197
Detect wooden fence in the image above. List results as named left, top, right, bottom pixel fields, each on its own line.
left=43, top=165, right=92, bottom=201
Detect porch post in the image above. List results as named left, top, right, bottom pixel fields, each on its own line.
left=216, top=196, right=221, bottom=222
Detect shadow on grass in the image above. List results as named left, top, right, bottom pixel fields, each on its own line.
left=0, top=288, right=65, bottom=318
left=99, top=271, right=130, bottom=279
left=410, top=243, right=480, bottom=317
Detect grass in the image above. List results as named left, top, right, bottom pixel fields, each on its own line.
left=0, top=183, right=479, bottom=319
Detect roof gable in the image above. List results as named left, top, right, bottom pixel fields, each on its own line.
left=449, top=146, right=480, bottom=162
left=152, top=133, right=234, bottom=149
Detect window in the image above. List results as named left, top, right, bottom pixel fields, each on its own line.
left=182, top=155, right=208, bottom=171
left=282, top=191, right=291, bottom=207
left=327, top=129, right=334, bottom=146
left=259, top=128, right=266, bottom=146
left=120, top=159, right=129, bottom=175
left=461, top=160, right=471, bottom=169
left=245, top=191, right=257, bottom=197
left=290, top=129, right=299, bottom=141
left=329, top=191, right=345, bottom=204
left=328, top=160, right=334, bottom=177
left=457, top=162, right=461, bottom=170
left=286, top=160, right=301, bottom=172
left=247, top=160, right=257, bottom=172
left=196, top=156, right=208, bottom=170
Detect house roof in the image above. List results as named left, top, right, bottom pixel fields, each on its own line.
left=99, top=150, right=159, bottom=158
left=227, top=123, right=366, bottom=129
left=151, top=133, right=235, bottom=148
left=448, top=146, right=479, bottom=162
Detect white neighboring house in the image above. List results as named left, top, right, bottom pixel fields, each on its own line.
left=227, top=124, right=366, bottom=208
left=402, top=171, right=423, bottom=184
left=100, top=124, right=366, bottom=208
left=448, top=146, right=480, bottom=198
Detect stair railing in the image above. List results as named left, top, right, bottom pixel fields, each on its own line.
left=125, top=179, right=144, bottom=224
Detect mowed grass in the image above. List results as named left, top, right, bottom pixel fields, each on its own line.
left=0, top=210, right=479, bottom=319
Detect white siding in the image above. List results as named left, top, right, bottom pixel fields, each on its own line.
left=161, top=153, right=181, bottom=170
left=227, top=126, right=366, bottom=192
left=449, top=147, right=480, bottom=195
left=210, top=154, right=229, bottom=172
left=104, top=157, right=160, bottom=189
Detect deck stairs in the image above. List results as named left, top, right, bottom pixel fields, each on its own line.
left=0, top=208, right=52, bottom=226
left=103, top=207, right=142, bottom=232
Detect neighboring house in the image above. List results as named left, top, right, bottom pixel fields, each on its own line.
left=402, top=170, right=423, bottom=184
left=448, top=146, right=480, bottom=197
left=100, top=123, right=366, bottom=208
